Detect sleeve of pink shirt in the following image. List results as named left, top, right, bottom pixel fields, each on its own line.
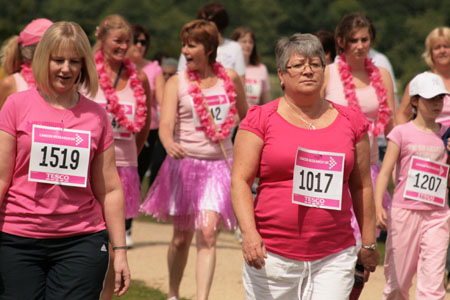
left=238, top=104, right=266, bottom=139
left=386, top=125, right=402, bottom=147
left=339, top=104, right=370, bottom=143
left=94, top=104, right=114, bottom=156
left=0, top=95, right=18, bottom=137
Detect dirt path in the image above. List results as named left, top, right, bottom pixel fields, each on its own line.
left=128, top=219, right=450, bottom=299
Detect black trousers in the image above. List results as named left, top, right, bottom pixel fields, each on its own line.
left=0, top=230, right=109, bottom=300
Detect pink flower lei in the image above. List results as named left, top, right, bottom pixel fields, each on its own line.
left=187, top=62, right=237, bottom=143
left=337, top=54, right=390, bottom=136
left=95, top=50, right=147, bottom=133
left=20, top=62, right=35, bottom=88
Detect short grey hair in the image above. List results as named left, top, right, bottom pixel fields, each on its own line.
left=275, top=33, right=326, bottom=72
left=162, top=57, right=178, bottom=68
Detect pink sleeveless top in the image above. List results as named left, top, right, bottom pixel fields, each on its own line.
left=13, top=73, right=29, bottom=92
left=325, top=63, right=380, bottom=164
left=175, top=72, right=233, bottom=160
left=92, top=81, right=138, bottom=167
left=142, top=61, right=162, bottom=130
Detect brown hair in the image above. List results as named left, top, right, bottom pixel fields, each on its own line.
left=180, top=20, right=219, bottom=65
left=335, top=13, right=375, bottom=55
left=231, top=26, right=260, bottom=65
left=93, top=14, right=132, bottom=53
left=197, top=2, right=228, bottom=33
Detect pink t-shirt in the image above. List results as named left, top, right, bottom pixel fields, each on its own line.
left=142, top=61, right=162, bottom=130
left=388, top=121, right=448, bottom=210
left=13, top=72, right=29, bottom=92
left=436, top=95, right=450, bottom=126
left=325, top=63, right=381, bottom=165
left=245, top=64, right=270, bottom=107
left=92, top=81, right=138, bottom=167
left=0, top=88, right=113, bottom=238
left=175, top=72, right=233, bottom=160
left=239, top=98, right=369, bottom=261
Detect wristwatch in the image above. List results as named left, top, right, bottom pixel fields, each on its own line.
left=362, top=243, right=377, bottom=251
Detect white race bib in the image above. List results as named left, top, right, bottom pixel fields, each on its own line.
left=245, top=78, right=261, bottom=107
left=292, top=147, right=345, bottom=210
left=29, top=125, right=91, bottom=187
left=99, top=102, right=135, bottom=140
left=404, top=156, right=449, bottom=207
left=193, top=94, right=230, bottom=130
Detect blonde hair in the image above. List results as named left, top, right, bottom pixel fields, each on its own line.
left=32, top=21, right=98, bottom=97
left=0, top=36, right=36, bottom=75
left=422, top=27, right=450, bottom=68
left=93, top=14, right=132, bottom=53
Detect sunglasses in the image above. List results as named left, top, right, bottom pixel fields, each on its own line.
left=134, top=39, right=147, bottom=46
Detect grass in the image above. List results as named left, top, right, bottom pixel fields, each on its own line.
left=113, top=280, right=190, bottom=300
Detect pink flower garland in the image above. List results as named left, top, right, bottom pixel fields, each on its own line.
left=187, top=62, right=237, bottom=143
left=337, top=54, right=390, bottom=136
left=20, top=62, right=35, bottom=88
left=95, top=50, right=147, bottom=133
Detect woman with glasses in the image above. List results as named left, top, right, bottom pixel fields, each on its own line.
left=231, top=33, right=379, bottom=299
left=127, top=24, right=164, bottom=246
left=90, top=14, right=151, bottom=300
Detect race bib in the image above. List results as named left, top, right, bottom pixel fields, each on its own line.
left=29, top=125, right=91, bottom=187
left=193, top=94, right=230, bottom=130
left=99, top=102, right=135, bottom=140
left=404, top=156, right=449, bottom=207
left=292, top=147, right=345, bottom=210
left=245, top=78, right=261, bottom=107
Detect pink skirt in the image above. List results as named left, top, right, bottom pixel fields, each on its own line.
left=140, top=156, right=236, bottom=231
left=117, top=167, right=141, bottom=219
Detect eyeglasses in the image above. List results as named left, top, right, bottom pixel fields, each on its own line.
left=134, top=39, right=147, bottom=46
left=285, top=61, right=323, bottom=75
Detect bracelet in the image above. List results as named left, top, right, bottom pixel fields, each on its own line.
left=112, top=245, right=127, bottom=251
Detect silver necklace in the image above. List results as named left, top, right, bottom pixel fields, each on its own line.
left=284, top=98, right=323, bottom=130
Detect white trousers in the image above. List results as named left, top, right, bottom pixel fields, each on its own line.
left=243, top=246, right=357, bottom=300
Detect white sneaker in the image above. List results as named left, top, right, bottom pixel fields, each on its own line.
left=126, top=230, right=133, bottom=248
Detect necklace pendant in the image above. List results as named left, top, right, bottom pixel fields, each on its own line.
left=308, top=124, right=316, bottom=130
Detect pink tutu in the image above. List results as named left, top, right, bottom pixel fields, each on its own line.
left=117, top=167, right=141, bottom=219
left=140, top=156, right=236, bottom=231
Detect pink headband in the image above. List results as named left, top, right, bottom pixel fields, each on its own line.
left=18, top=18, right=53, bottom=47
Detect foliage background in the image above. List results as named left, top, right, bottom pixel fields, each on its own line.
left=1, top=0, right=449, bottom=91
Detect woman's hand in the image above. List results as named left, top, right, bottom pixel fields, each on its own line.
left=359, top=248, right=380, bottom=273
left=241, top=229, right=267, bottom=270
left=165, top=141, right=188, bottom=159
left=376, top=206, right=387, bottom=230
left=113, top=250, right=131, bottom=296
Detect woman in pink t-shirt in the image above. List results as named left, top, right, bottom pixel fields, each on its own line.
left=232, top=33, right=379, bottom=299
left=375, top=72, right=450, bottom=299
left=397, top=27, right=450, bottom=125
left=0, top=18, right=53, bottom=108
left=231, top=26, right=271, bottom=107
left=140, top=20, right=247, bottom=300
left=91, top=15, right=151, bottom=300
left=0, top=21, right=130, bottom=299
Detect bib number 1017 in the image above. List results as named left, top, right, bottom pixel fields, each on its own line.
left=39, top=146, right=80, bottom=170
left=298, top=170, right=333, bottom=193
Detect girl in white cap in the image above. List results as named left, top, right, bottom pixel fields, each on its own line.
left=0, top=18, right=53, bottom=108
left=375, top=71, right=450, bottom=299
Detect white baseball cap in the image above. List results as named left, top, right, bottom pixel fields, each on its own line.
left=409, top=72, right=450, bottom=99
